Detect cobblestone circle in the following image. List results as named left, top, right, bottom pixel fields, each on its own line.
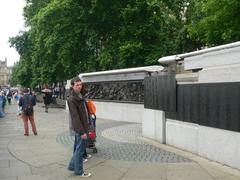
left=101, top=124, right=144, bottom=144
left=56, top=121, right=190, bottom=163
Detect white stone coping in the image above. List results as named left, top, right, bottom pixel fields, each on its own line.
left=158, top=41, right=240, bottom=64
left=80, top=65, right=163, bottom=77
left=175, top=72, right=198, bottom=82
left=184, top=46, right=240, bottom=70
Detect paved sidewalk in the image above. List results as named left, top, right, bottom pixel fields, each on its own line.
left=0, top=102, right=240, bottom=180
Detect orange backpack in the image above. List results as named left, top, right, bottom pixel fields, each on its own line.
left=86, top=99, right=96, bottom=114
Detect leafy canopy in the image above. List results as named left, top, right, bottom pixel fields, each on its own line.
left=9, top=0, right=240, bottom=87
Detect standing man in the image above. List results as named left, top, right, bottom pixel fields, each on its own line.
left=67, top=76, right=91, bottom=177
left=18, top=88, right=37, bottom=136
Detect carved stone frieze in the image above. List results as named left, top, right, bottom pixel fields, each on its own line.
left=83, top=80, right=144, bottom=103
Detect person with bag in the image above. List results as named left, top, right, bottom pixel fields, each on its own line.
left=43, top=91, right=52, bottom=113
left=67, top=76, right=91, bottom=177
left=18, top=88, right=37, bottom=136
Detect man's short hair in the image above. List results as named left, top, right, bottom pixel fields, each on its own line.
left=70, top=76, right=82, bottom=86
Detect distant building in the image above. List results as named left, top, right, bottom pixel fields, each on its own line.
left=0, top=58, right=12, bottom=88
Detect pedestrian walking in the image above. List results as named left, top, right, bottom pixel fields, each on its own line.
left=32, top=91, right=37, bottom=104
left=0, top=91, right=6, bottom=117
left=6, top=90, right=12, bottom=105
left=18, top=88, right=37, bottom=136
left=67, top=76, right=91, bottom=177
left=0, top=91, right=6, bottom=113
left=42, top=87, right=52, bottom=113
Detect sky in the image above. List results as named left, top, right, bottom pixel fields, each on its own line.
left=0, top=0, right=26, bottom=66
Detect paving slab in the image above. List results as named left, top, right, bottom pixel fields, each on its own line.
left=124, top=162, right=167, bottom=179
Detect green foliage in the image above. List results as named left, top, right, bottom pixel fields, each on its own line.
left=9, top=32, right=34, bottom=87
left=187, top=0, right=240, bottom=46
left=10, top=0, right=240, bottom=86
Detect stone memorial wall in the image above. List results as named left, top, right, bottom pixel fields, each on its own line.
left=78, top=66, right=163, bottom=123
left=143, top=41, right=240, bottom=170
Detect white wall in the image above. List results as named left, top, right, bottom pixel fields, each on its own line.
left=198, top=126, right=240, bottom=169
left=166, top=119, right=199, bottom=154
left=165, top=119, right=240, bottom=169
left=142, top=109, right=165, bottom=143
left=184, top=45, right=240, bottom=70
left=198, top=64, right=240, bottom=83
left=94, top=101, right=167, bottom=143
left=95, top=101, right=143, bottom=123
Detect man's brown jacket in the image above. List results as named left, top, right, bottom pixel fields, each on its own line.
left=67, top=90, right=89, bottom=135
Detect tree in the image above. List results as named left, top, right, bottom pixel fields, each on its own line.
left=11, top=0, right=206, bottom=86
left=9, top=32, right=34, bottom=87
left=187, top=0, right=240, bottom=46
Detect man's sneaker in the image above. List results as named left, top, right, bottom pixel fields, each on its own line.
left=83, top=158, right=88, bottom=163
left=80, top=172, right=91, bottom=177
left=86, top=154, right=92, bottom=159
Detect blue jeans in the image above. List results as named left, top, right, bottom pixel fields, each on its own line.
left=73, top=136, right=88, bottom=158
left=68, top=134, right=87, bottom=175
